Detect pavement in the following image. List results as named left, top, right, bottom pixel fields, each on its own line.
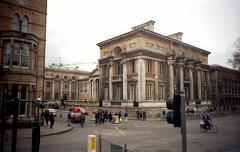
left=17, top=121, right=73, bottom=139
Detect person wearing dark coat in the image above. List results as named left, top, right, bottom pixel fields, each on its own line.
left=108, top=112, right=113, bottom=122
left=142, top=110, right=146, bottom=121
left=49, top=113, right=55, bottom=128
left=43, top=110, right=49, bottom=127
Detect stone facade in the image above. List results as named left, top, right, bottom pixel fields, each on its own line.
left=0, top=0, right=47, bottom=116
left=44, top=65, right=91, bottom=102
left=96, top=20, right=213, bottom=109
left=43, top=21, right=240, bottom=113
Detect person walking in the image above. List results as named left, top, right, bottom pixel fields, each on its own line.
left=43, top=110, right=49, bottom=127
left=142, top=110, right=146, bottom=121
left=49, top=113, right=55, bottom=129
left=108, top=112, right=112, bottom=122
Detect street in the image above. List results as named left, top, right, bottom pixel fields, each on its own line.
left=40, top=113, right=240, bottom=152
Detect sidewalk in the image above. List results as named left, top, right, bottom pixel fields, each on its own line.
left=17, top=122, right=73, bottom=139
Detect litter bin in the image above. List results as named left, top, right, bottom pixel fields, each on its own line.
left=113, top=116, right=119, bottom=124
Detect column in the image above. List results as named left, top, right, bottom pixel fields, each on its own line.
left=167, top=57, right=175, bottom=98
left=197, top=69, right=202, bottom=101
left=69, top=81, right=72, bottom=101
left=109, top=62, right=113, bottom=100
left=52, top=80, right=55, bottom=101
left=154, top=61, right=159, bottom=100
left=60, top=80, right=63, bottom=98
left=123, top=60, right=128, bottom=100
left=137, top=58, right=142, bottom=101
left=141, top=59, right=146, bottom=101
left=76, top=81, right=79, bottom=101
left=178, top=59, right=185, bottom=93
left=188, top=67, right=194, bottom=101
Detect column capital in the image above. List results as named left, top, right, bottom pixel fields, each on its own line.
left=167, top=57, right=175, bottom=65
left=177, top=59, right=185, bottom=68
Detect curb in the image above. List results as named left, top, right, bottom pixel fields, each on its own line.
left=40, top=126, right=74, bottom=137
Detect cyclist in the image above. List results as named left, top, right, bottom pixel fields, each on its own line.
left=202, top=111, right=212, bottom=129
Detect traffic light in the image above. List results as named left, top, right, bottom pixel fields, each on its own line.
left=166, top=95, right=181, bottom=127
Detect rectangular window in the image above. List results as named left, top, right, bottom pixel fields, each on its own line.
left=46, top=93, right=51, bottom=100
left=159, top=62, right=163, bottom=74
left=115, top=62, right=122, bottom=75
left=159, top=84, right=165, bottom=100
left=13, top=42, right=20, bottom=66
left=55, top=93, right=59, bottom=100
left=46, top=82, right=51, bottom=88
left=131, top=60, right=135, bottom=73
left=21, top=44, right=29, bottom=67
left=3, top=41, right=11, bottom=66
left=103, top=65, right=108, bottom=77
left=146, top=81, right=154, bottom=100
left=146, top=60, right=152, bottom=73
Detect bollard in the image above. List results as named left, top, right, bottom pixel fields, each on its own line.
left=87, top=135, right=96, bottom=152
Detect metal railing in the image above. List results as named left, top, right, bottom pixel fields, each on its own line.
left=98, top=134, right=136, bottom=152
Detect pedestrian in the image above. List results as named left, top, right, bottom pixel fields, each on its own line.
left=136, top=111, right=140, bottom=119
left=142, top=110, right=146, bottom=121
left=67, top=112, right=71, bottom=122
left=108, top=112, right=112, bottom=122
left=43, top=110, right=49, bottom=127
left=124, top=111, right=128, bottom=123
left=49, top=113, right=55, bottom=129
left=104, top=110, right=108, bottom=122
left=118, top=111, right=122, bottom=120
left=162, top=110, right=166, bottom=118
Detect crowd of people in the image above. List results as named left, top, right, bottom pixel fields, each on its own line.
left=93, top=109, right=129, bottom=124
left=136, top=110, right=147, bottom=120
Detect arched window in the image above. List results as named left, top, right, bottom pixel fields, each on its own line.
left=21, top=43, right=29, bottom=67
left=22, top=16, right=29, bottom=33
left=113, top=46, right=122, bottom=57
left=12, top=14, right=20, bottom=31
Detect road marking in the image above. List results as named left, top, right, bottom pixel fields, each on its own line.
left=115, top=127, right=126, bottom=136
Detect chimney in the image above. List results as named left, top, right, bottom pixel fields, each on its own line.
left=168, top=32, right=183, bottom=41
left=131, top=20, right=155, bottom=32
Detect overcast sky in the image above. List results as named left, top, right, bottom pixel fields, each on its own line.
left=46, top=0, right=240, bottom=71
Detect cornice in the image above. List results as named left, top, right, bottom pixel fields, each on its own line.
left=96, top=28, right=211, bottom=55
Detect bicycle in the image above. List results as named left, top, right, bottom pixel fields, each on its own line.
left=200, top=120, right=218, bottom=133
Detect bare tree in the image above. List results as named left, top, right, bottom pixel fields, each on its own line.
left=228, top=38, right=240, bottom=71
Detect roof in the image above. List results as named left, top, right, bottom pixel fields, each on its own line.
left=97, top=28, right=211, bottom=55
left=45, top=65, right=91, bottom=74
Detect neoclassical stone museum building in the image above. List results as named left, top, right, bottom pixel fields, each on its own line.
left=44, top=21, right=240, bottom=113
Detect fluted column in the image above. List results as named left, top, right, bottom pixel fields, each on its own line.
left=178, top=59, right=185, bottom=93
left=69, top=81, right=72, bottom=101
left=123, top=60, right=128, bottom=100
left=167, top=57, right=175, bottom=98
left=109, top=62, right=113, bottom=100
left=60, top=80, right=63, bottom=98
left=197, top=68, right=202, bottom=101
left=52, top=80, right=55, bottom=101
left=76, top=81, right=79, bottom=101
left=188, top=66, right=194, bottom=101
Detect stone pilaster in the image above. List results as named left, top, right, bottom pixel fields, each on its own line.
left=123, top=60, right=128, bottom=100
left=76, top=81, right=79, bottom=101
